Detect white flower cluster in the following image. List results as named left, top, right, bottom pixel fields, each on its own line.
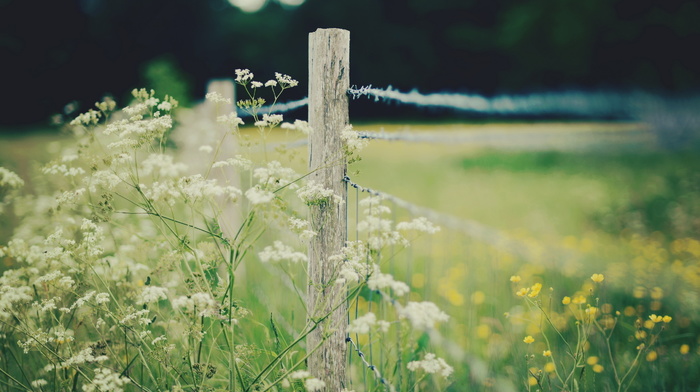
left=42, top=164, right=86, bottom=177
left=297, top=181, right=343, bottom=206
left=288, top=217, right=317, bottom=241
left=70, top=109, right=102, bottom=126
left=275, top=72, right=299, bottom=88
left=45, top=347, right=109, bottom=371
left=347, top=311, right=390, bottom=334
left=141, top=154, right=188, bottom=178
left=82, top=367, right=130, bottom=392
left=258, top=241, right=307, bottom=263
left=172, top=292, right=220, bottom=318
left=367, top=265, right=410, bottom=296
left=212, top=155, right=252, bottom=170
left=254, top=113, right=284, bottom=128
left=235, top=69, right=254, bottom=84
left=406, top=353, right=454, bottom=378
left=396, top=217, right=441, bottom=234
left=397, top=301, right=449, bottom=330
left=340, top=126, right=368, bottom=153
left=0, top=271, right=32, bottom=321
left=137, top=286, right=168, bottom=305
left=216, top=113, right=245, bottom=127
left=332, top=241, right=372, bottom=285
left=287, top=370, right=325, bottom=392
left=281, top=120, right=313, bottom=135
left=254, top=160, right=299, bottom=189
left=205, top=91, right=233, bottom=104
left=144, top=175, right=241, bottom=206
left=245, top=186, right=275, bottom=205
left=356, top=196, right=407, bottom=250
left=0, top=167, right=24, bottom=189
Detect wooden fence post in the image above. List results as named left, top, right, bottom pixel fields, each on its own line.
left=307, top=28, right=350, bottom=390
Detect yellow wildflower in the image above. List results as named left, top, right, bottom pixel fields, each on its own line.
left=680, top=344, right=690, bottom=355
left=646, top=350, right=658, bottom=362
left=649, top=314, right=663, bottom=323
left=523, top=335, right=535, bottom=344
left=591, top=273, right=605, bottom=283
left=586, top=356, right=599, bottom=365
left=510, top=275, right=522, bottom=283
left=516, top=288, right=529, bottom=297
left=543, top=362, right=556, bottom=373
left=592, top=364, right=604, bottom=373
left=543, top=350, right=552, bottom=357
left=528, top=283, right=542, bottom=298
left=662, top=315, right=672, bottom=323
left=572, top=295, right=586, bottom=305
left=562, top=296, right=571, bottom=305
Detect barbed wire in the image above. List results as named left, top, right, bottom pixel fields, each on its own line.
left=346, top=336, right=396, bottom=392
left=343, top=175, right=576, bottom=263
left=346, top=85, right=669, bottom=119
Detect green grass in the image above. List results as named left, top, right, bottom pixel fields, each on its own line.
left=2, top=122, right=699, bottom=391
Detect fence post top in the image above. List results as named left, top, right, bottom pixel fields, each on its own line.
left=311, top=27, right=349, bottom=35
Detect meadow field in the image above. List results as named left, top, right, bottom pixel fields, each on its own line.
left=1, top=115, right=699, bottom=391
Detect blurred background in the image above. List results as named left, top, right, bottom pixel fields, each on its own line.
left=1, top=0, right=699, bottom=128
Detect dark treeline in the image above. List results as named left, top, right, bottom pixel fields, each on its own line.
left=1, top=0, right=699, bottom=127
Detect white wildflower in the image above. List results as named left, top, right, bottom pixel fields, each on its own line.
left=172, top=292, right=219, bottom=318
left=95, top=293, right=110, bottom=304
left=289, top=370, right=311, bottom=379
left=265, top=80, right=277, bottom=87
left=275, top=72, right=298, bottom=87
left=367, top=267, right=410, bottom=296
left=398, top=301, right=449, bottom=330
left=251, top=81, right=263, bottom=88
left=137, top=286, right=168, bottom=305
left=304, top=378, right=326, bottom=392
left=0, top=167, right=24, bottom=189
left=217, top=113, right=245, bottom=127
left=281, top=120, right=312, bottom=134
left=141, top=154, right=188, bottom=177
left=212, top=155, right=252, bottom=170
left=245, top=186, right=275, bottom=205
left=235, top=69, right=254, bottom=83
left=348, top=312, right=377, bottom=334
left=407, top=353, right=454, bottom=378
left=258, top=241, right=307, bottom=263
left=82, top=368, right=130, bottom=392
left=31, top=380, right=48, bottom=388
left=253, top=160, right=298, bottom=189
left=396, top=217, right=441, bottom=234
left=262, top=113, right=283, bottom=127
left=340, top=126, right=368, bottom=153
left=297, top=181, right=343, bottom=205
left=205, top=91, right=232, bottom=104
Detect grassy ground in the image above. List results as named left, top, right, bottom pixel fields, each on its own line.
left=1, top=122, right=699, bottom=391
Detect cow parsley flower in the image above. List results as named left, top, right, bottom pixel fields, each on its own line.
left=245, top=186, right=275, bottom=205
left=407, top=353, right=453, bottom=378
left=258, top=241, right=307, bottom=263
left=235, top=69, right=254, bottom=83
left=348, top=312, right=378, bottom=334
left=396, top=217, right=440, bottom=234
left=281, top=120, right=313, bottom=134
left=367, top=267, right=410, bottom=296
left=0, top=167, right=24, bottom=189
left=297, top=181, right=343, bottom=205
left=398, top=301, right=449, bottom=330
left=340, top=126, right=368, bottom=153
left=137, top=286, right=168, bottom=305
left=304, top=378, right=326, bottom=392
left=205, top=91, right=233, bottom=104
left=275, top=72, right=298, bottom=88
left=172, top=292, right=219, bottom=318
left=82, top=368, right=130, bottom=392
